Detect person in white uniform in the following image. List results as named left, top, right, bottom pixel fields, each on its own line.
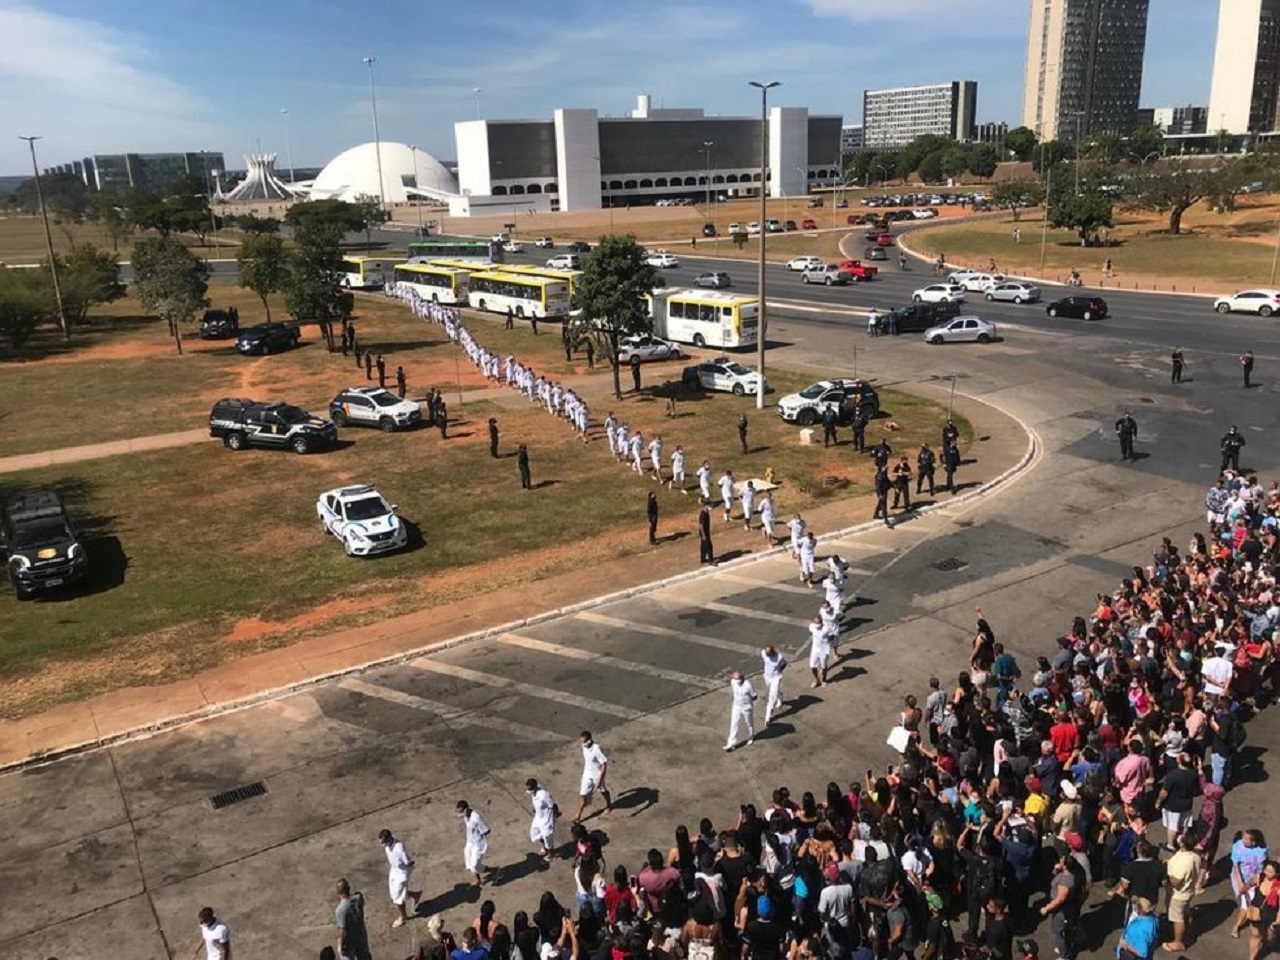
left=615, top=423, right=629, bottom=460
left=725, top=670, right=757, bottom=751
left=574, top=730, right=614, bottom=822
left=820, top=600, right=842, bottom=657
left=378, top=829, right=418, bottom=927
left=669, top=445, right=687, bottom=493
left=456, top=800, right=492, bottom=887
left=798, top=531, right=818, bottom=585
left=604, top=413, right=617, bottom=453
left=526, top=778, right=558, bottom=861
left=788, top=514, right=807, bottom=557
left=649, top=435, right=664, bottom=481
left=719, top=470, right=735, bottom=522
left=760, top=492, right=777, bottom=543
left=195, top=907, right=230, bottom=960
left=741, top=481, right=756, bottom=531
left=697, top=460, right=713, bottom=500
left=761, top=645, right=788, bottom=725
left=630, top=432, right=645, bottom=474
left=823, top=572, right=844, bottom=618
left=808, top=616, right=832, bottom=687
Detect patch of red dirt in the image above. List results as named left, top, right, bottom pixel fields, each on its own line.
left=225, top=595, right=392, bottom=643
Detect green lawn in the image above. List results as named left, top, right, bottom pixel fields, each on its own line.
left=0, top=215, right=238, bottom=264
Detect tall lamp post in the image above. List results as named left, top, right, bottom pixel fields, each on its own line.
left=748, top=79, right=779, bottom=410
left=1038, top=143, right=1053, bottom=278
left=472, top=87, right=484, bottom=120
left=280, top=108, right=296, bottom=184
left=363, top=55, right=386, bottom=210
left=702, top=140, right=714, bottom=213
left=408, top=144, right=425, bottom=236
left=18, top=136, right=67, bottom=340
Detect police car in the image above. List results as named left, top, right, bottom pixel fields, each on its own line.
left=776, top=379, right=880, bottom=426
left=328, top=386, right=422, bottom=432
left=681, top=357, right=768, bottom=396
left=316, top=485, right=409, bottom=557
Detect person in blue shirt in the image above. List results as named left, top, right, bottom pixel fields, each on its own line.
left=1116, top=896, right=1159, bottom=959
left=451, top=927, right=490, bottom=960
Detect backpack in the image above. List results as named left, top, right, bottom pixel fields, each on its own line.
left=970, top=854, right=1000, bottom=900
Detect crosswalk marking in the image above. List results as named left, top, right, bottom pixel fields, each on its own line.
left=497, top=633, right=720, bottom=690
left=574, top=610, right=760, bottom=656
left=408, top=659, right=647, bottom=720
left=697, top=600, right=813, bottom=629
left=337, top=677, right=563, bottom=741
left=712, top=571, right=859, bottom=596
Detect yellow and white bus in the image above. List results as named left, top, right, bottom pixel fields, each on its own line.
left=647, top=288, right=760, bottom=349
left=391, top=263, right=470, bottom=305
left=498, top=265, right=584, bottom=308
left=467, top=270, right=571, bottom=319
left=339, top=256, right=405, bottom=290
left=422, top=257, right=496, bottom=272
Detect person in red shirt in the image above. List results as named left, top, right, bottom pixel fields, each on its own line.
left=1049, top=711, right=1080, bottom=764
left=602, top=865, right=638, bottom=922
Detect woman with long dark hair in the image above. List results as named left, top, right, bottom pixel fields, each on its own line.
left=668, top=824, right=696, bottom=872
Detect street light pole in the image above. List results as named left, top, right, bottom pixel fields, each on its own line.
left=18, top=136, right=68, bottom=340
left=409, top=144, right=424, bottom=237
left=749, top=79, right=779, bottom=411
left=703, top=140, right=714, bottom=213
left=472, top=87, right=484, bottom=120
left=363, top=55, right=386, bottom=210
left=1039, top=151, right=1052, bottom=278
left=280, top=108, right=296, bottom=184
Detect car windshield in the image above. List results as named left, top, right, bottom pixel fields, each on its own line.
left=276, top=406, right=312, bottom=424
left=798, top=383, right=828, bottom=399
left=724, top=363, right=752, bottom=376
left=10, top=519, right=71, bottom=549
left=370, top=391, right=401, bottom=407
left=345, top=497, right=389, bottom=521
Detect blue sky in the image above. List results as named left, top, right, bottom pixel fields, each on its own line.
left=1, top=0, right=1218, bottom=176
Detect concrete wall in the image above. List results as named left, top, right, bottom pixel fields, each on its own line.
left=455, top=121, right=492, bottom=197
left=771, top=107, right=809, bottom=199
left=554, top=108, right=602, bottom=211
left=1209, top=0, right=1262, bottom=134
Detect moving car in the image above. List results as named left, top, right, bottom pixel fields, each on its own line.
left=208, top=397, right=338, bottom=454
left=566, top=241, right=592, bottom=253
left=1213, top=289, right=1280, bottom=317
left=329, top=386, right=422, bottom=432
left=681, top=358, right=767, bottom=396
left=984, top=281, right=1041, bottom=304
left=317, top=485, right=408, bottom=557
left=1, top=490, right=89, bottom=599
left=502, top=240, right=525, bottom=254
left=534, top=236, right=555, bottom=248
left=913, top=284, right=966, bottom=304
left=801, top=218, right=818, bottom=230
left=617, top=335, right=685, bottom=364
left=235, top=322, right=301, bottom=355
left=837, top=259, right=878, bottom=281
left=787, top=255, right=824, bottom=272
left=877, top=301, right=961, bottom=335
left=864, top=246, right=888, bottom=262
left=948, top=271, right=1002, bottom=292
left=923, top=316, right=998, bottom=344
left=1046, top=295, right=1109, bottom=320
left=802, top=264, right=852, bottom=286
left=646, top=251, right=680, bottom=268
left=874, top=233, right=895, bottom=247
left=546, top=254, right=582, bottom=269
left=694, top=271, right=732, bottom=289
left=807, top=198, right=824, bottom=208
left=776, top=379, right=880, bottom=425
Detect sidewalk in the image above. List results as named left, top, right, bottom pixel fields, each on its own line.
left=0, top=428, right=210, bottom=475
left=0, top=387, right=1031, bottom=769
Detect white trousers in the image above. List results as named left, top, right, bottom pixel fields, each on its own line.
left=726, top=706, right=754, bottom=747
left=765, top=678, right=784, bottom=723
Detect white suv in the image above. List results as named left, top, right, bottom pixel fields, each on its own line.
left=546, top=254, right=581, bottom=269
left=316, top=485, right=409, bottom=556
left=328, top=387, right=422, bottom=432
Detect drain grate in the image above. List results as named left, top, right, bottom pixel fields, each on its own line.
left=210, top=781, right=268, bottom=810
left=933, top=557, right=969, bottom=572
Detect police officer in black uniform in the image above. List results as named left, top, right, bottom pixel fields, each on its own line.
left=738, top=414, right=749, bottom=454
left=872, top=437, right=892, bottom=471
left=942, top=442, right=961, bottom=492
left=698, top=500, right=715, bottom=564
left=891, top=455, right=913, bottom=510
left=395, top=365, right=407, bottom=399
left=376, top=354, right=387, bottom=389
left=488, top=417, right=500, bottom=458
left=821, top=405, right=838, bottom=448
left=1171, top=346, right=1184, bottom=384
left=942, top=419, right=959, bottom=450
left=436, top=398, right=448, bottom=439
left=873, top=468, right=892, bottom=526
left=851, top=405, right=868, bottom=452
left=916, top=443, right=937, bottom=496
left=364, top=351, right=374, bottom=381
left=426, top=387, right=438, bottom=425
left=1115, top=411, right=1138, bottom=461
left=1221, top=425, right=1246, bottom=472
left=1241, top=350, right=1255, bottom=388
left=517, top=443, right=531, bottom=489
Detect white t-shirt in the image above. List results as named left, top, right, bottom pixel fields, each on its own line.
left=201, top=921, right=230, bottom=960
left=1203, top=654, right=1234, bottom=696
left=582, top=741, right=608, bottom=780
left=731, top=677, right=756, bottom=709
left=384, top=839, right=413, bottom=879
left=761, top=651, right=787, bottom=682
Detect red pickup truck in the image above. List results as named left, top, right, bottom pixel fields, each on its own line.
left=837, top=259, right=879, bottom=281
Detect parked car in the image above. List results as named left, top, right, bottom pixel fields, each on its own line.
left=208, top=397, right=338, bottom=454
left=985, top=281, right=1041, bottom=303
left=329, top=386, right=422, bottom=432
left=546, top=254, right=582, bottom=269
left=1213, top=288, right=1280, bottom=316
left=776, top=378, right=879, bottom=425
left=923, top=316, right=998, bottom=344
left=787, top=255, right=824, bottom=272
left=765, top=219, right=783, bottom=233
left=681, top=358, right=767, bottom=396
left=802, top=218, right=818, bottom=230
left=502, top=240, right=525, bottom=254
left=878, top=301, right=962, bottom=334
left=566, top=241, right=591, bottom=253
left=802, top=264, right=852, bottom=286
left=199, top=308, right=240, bottom=339
left=784, top=220, right=798, bottom=232
left=534, top=236, right=555, bottom=248
left=1046, top=295, right=1109, bottom=320
left=746, top=222, right=762, bottom=235
left=645, top=251, right=680, bottom=268
left=912, top=208, right=939, bottom=219
left=618, top=334, right=685, bottom=364
left=728, top=222, right=742, bottom=234
left=1, top=490, right=89, bottom=599
left=701, top=223, right=717, bottom=237
left=235, top=322, right=301, bottom=355
left=807, top=198, right=824, bottom=208
left=846, top=214, right=860, bottom=225
left=913, top=284, right=966, bottom=304
left=317, top=485, right=408, bottom=557
left=837, top=259, right=878, bottom=281
left=694, top=271, right=732, bottom=289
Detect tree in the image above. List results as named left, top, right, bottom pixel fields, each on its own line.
left=13, top=172, right=88, bottom=221
left=234, top=213, right=281, bottom=235
left=1048, top=189, right=1113, bottom=242
left=967, top=143, right=999, bottom=179
left=868, top=153, right=898, bottom=185
left=992, top=178, right=1045, bottom=219
left=1125, top=123, right=1165, bottom=164
left=285, top=201, right=360, bottom=349
left=570, top=234, right=663, bottom=399
left=238, top=234, right=289, bottom=321
left=939, top=147, right=970, bottom=181
left=1120, top=167, right=1218, bottom=234
left=1031, top=141, right=1071, bottom=173
left=351, top=193, right=389, bottom=251
left=285, top=199, right=368, bottom=239
left=843, top=150, right=874, bottom=185
left=899, top=135, right=953, bottom=176
left=0, top=269, right=55, bottom=351
left=917, top=150, right=945, bottom=184
left=164, top=175, right=213, bottom=242
left=131, top=236, right=209, bottom=354
left=84, top=192, right=133, bottom=252
left=56, top=244, right=125, bottom=331
left=1005, top=126, right=1038, bottom=162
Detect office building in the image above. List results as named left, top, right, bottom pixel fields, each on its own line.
left=841, top=124, right=864, bottom=154
left=975, top=122, right=1010, bottom=144
left=861, top=82, right=978, bottom=149
left=45, top=152, right=227, bottom=195
left=1208, top=0, right=1280, bottom=135
left=452, top=94, right=842, bottom=214
left=1022, top=0, right=1150, bottom=141
left=1144, top=105, right=1209, bottom=135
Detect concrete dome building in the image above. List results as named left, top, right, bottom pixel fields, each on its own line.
left=308, top=142, right=458, bottom=204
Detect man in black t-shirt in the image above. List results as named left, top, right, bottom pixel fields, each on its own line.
left=982, top=897, right=1014, bottom=960
left=1110, top=840, right=1164, bottom=920
left=1157, top=753, right=1201, bottom=849
left=741, top=895, right=783, bottom=960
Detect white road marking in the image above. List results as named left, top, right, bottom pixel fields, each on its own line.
left=496, top=633, right=720, bottom=690
left=575, top=611, right=760, bottom=655
left=337, top=677, right=563, bottom=740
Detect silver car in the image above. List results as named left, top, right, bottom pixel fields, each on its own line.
left=923, top=316, right=998, bottom=344
left=984, top=281, right=1040, bottom=304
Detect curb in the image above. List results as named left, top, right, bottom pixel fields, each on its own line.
left=1, top=394, right=1040, bottom=774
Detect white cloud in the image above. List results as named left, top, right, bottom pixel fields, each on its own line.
left=805, top=0, right=1027, bottom=29
left=0, top=2, right=224, bottom=173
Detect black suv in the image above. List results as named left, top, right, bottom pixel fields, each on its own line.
left=200, top=307, right=240, bottom=339
left=209, top=398, right=338, bottom=454
left=878, top=301, right=961, bottom=335
left=1, top=491, right=89, bottom=599
left=235, top=322, right=301, bottom=355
